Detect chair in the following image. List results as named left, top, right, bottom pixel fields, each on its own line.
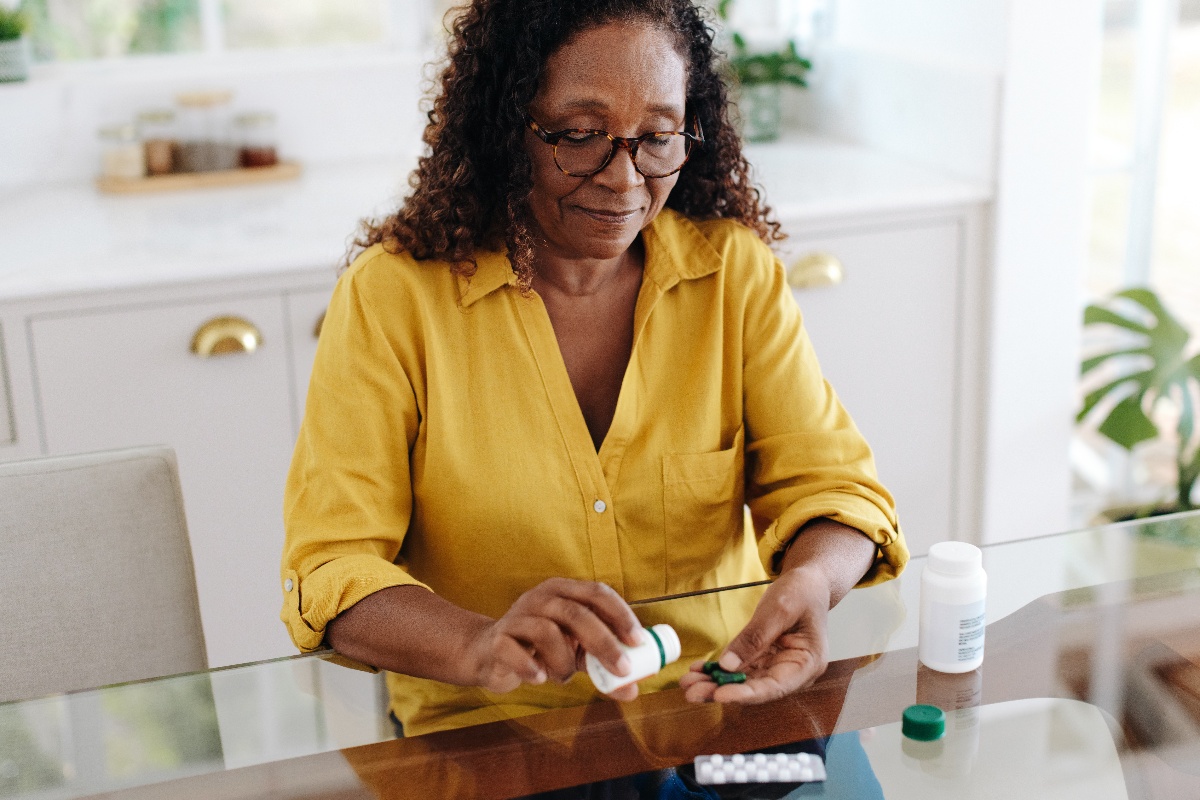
left=0, top=446, right=207, bottom=702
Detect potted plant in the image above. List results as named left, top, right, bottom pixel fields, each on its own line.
left=716, top=0, right=811, bottom=142
left=0, top=1, right=29, bottom=83
left=1078, top=287, right=1200, bottom=519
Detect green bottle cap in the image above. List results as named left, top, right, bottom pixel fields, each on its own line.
left=902, top=704, right=946, bottom=741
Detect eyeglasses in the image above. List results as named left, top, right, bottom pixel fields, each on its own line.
left=525, top=114, right=704, bottom=179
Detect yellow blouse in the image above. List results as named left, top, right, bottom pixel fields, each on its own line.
left=281, top=208, right=907, bottom=735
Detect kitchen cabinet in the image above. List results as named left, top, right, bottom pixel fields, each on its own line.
left=0, top=275, right=334, bottom=668
left=776, top=207, right=987, bottom=556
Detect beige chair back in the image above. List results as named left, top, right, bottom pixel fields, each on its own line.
left=0, top=446, right=207, bottom=702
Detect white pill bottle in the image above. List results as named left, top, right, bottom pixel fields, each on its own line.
left=919, top=541, right=987, bottom=673
left=586, top=624, right=681, bottom=695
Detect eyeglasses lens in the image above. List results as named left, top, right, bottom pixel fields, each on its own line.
left=555, top=133, right=690, bottom=178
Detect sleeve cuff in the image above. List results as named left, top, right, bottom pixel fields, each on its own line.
left=757, top=493, right=909, bottom=587
left=280, top=554, right=430, bottom=653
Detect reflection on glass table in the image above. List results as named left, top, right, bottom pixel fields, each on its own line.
left=2, top=510, right=1199, bottom=798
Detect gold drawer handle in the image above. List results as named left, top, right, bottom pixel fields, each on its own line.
left=313, top=310, right=325, bottom=339
left=787, top=252, right=845, bottom=290
left=190, top=316, right=263, bottom=357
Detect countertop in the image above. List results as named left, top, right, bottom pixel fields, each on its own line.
left=0, top=135, right=990, bottom=301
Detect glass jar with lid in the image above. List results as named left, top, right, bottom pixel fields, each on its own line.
left=175, top=90, right=237, bottom=172
left=233, top=111, right=279, bottom=168
left=98, top=123, right=145, bottom=180
left=136, top=109, right=178, bottom=176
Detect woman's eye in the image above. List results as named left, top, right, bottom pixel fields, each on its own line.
left=561, top=131, right=599, bottom=144
left=644, top=135, right=674, bottom=148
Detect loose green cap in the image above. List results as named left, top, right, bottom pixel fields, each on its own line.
left=902, top=704, right=945, bottom=741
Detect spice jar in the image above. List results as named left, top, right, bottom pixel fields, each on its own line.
left=234, top=111, right=279, bottom=168
left=137, top=109, right=178, bottom=176
left=176, top=90, right=237, bottom=172
left=98, top=124, right=145, bottom=180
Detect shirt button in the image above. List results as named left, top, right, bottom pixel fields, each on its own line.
left=593, top=500, right=607, bottom=513
left=284, top=579, right=294, bottom=592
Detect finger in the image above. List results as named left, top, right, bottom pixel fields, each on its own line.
left=536, top=579, right=642, bottom=646
left=684, top=679, right=719, bottom=703
left=485, top=668, right=523, bottom=695
left=505, top=616, right=578, bottom=683
left=608, top=683, right=639, bottom=702
left=538, top=595, right=633, bottom=677
left=713, top=676, right=784, bottom=704
left=490, top=635, right=547, bottom=686
left=718, top=581, right=804, bottom=674
left=678, top=670, right=710, bottom=690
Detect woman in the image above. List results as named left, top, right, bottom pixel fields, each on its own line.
left=281, top=0, right=907, bottom=736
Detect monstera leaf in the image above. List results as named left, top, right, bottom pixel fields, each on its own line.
left=1079, top=288, right=1198, bottom=449
left=1079, top=288, right=1200, bottom=508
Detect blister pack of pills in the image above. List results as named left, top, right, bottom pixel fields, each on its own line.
left=693, top=752, right=826, bottom=785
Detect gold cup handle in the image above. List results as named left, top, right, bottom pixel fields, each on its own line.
left=190, top=316, right=263, bottom=357
left=787, top=252, right=845, bottom=290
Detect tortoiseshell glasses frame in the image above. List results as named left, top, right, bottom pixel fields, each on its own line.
left=524, top=114, right=705, bottom=178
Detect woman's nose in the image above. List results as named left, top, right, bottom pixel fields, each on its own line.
left=591, top=142, right=643, bottom=191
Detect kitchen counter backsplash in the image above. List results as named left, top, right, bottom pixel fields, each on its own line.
left=0, top=50, right=429, bottom=190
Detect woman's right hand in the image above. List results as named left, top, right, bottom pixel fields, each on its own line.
left=466, top=578, right=644, bottom=699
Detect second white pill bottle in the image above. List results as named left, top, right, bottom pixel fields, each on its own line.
left=919, top=541, right=987, bottom=673
left=586, top=624, right=681, bottom=694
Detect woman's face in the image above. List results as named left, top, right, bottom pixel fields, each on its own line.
left=524, top=21, right=688, bottom=265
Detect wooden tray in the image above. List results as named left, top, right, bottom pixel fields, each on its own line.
left=97, top=161, right=302, bottom=194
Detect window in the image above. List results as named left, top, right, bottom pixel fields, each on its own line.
left=23, top=0, right=394, bottom=61
left=24, top=0, right=203, bottom=60
left=1074, top=0, right=1200, bottom=520
left=1085, top=0, right=1200, bottom=324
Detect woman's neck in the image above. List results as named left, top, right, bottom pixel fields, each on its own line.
left=532, top=238, right=645, bottom=298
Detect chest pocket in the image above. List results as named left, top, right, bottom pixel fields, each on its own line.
left=662, top=425, right=745, bottom=592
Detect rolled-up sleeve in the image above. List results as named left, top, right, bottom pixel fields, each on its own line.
left=281, top=258, right=430, bottom=653
left=740, top=245, right=908, bottom=586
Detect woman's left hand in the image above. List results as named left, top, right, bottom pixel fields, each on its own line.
left=680, top=565, right=831, bottom=704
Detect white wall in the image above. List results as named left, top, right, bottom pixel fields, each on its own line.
left=0, top=49, right=429, bottom=189
left=821, top=0, right=1103, bottom=544
left=791, top=46, right=1002, bottom=184
left=833, top=0, right=1011, bottom=72
left=980, top=0, right=1104, bottom=543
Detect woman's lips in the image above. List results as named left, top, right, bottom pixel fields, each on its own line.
left=577, top=206, right=639, bottom=225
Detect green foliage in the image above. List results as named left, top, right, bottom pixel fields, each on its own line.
left=102, top=677, right=223, bottom=775
left=728, top=34, right=810, bottom=87
left=1079, top=287, right=1200, bottom=510
left=127, top=0, right=200, bottom=55
left=0, top=5, right=28, bottom=41
left=715, top=0, right=810, bottom=88
left=0, top=705, right=65, bottom=794
left=18, top=0, right=202, bottom=60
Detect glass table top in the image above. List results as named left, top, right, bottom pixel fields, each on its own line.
left=3, top=510, right=1200, bottom=798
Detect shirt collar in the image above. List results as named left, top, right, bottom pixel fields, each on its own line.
left=458, top=249, right=519, bottom=307
left=456, top=207, right=723, bottom=307
left=641, top=207, right=723, bottom=291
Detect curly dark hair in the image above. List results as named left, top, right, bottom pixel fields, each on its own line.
left=350, top=0, right=782, bottom=291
